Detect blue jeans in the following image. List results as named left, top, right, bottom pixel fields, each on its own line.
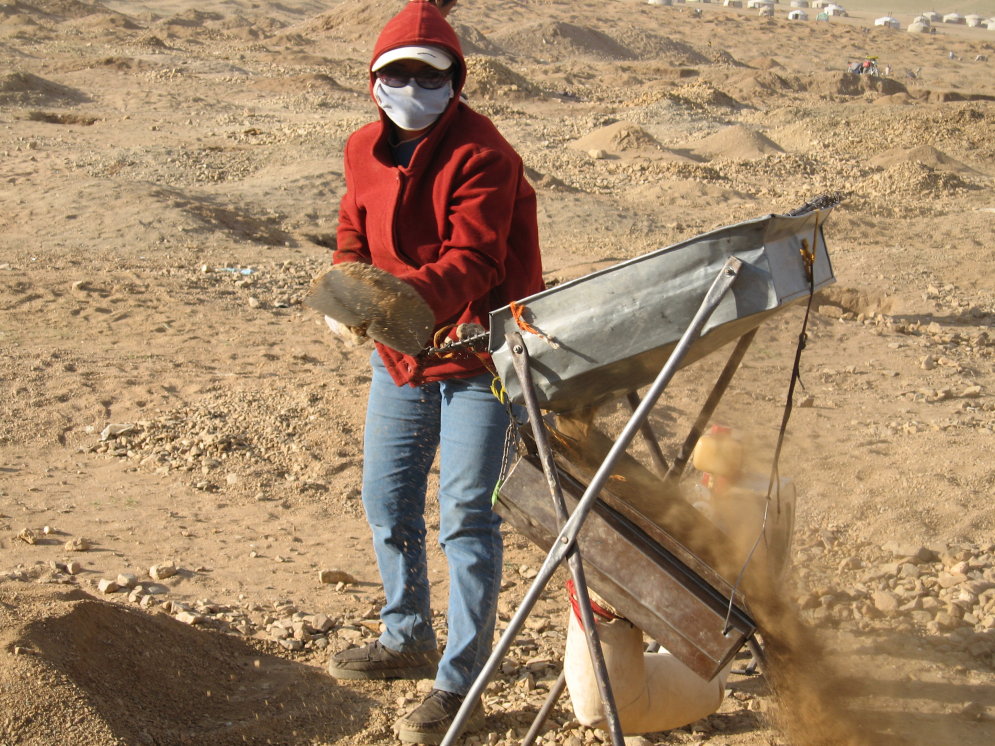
left=362, top=353, right=509, bottom=695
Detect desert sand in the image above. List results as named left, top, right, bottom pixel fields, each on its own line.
left=1, top=0, right=994, bottom=744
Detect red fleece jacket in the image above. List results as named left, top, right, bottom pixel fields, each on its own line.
left=333, top=0, right=544, bottom=386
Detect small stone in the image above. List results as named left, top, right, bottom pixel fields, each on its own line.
left=16, top=528, right=37, bottom=545
left=65, top=537, right=91, bottom=551
left=279, top=638, right=303, bottom=651
left=175, top=611, right=204, bottom=625
left=872, top=591, right=900, bottom=614
left=150, top=562, right=177, bottom=580
left=98, top=579, right=120, bottom=594
left=65, top=560, right=83, bottom=575
left=960, top=386, right=982, bottom=399
left=587, top=149, right=606, bottom=160
left=116, top=573, right=138, bottom=588
left=308, top=614, right=334, bottom=633
left=319, top=569, right=357, bottom=585
left=248, top=296, right=261, bottom=308
left=921, top=355, right=937, bottom=370
left=100, top=423, right=135, bottom=441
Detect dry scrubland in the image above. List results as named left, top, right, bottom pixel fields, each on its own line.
left=1, top=1, right=995, bottom=744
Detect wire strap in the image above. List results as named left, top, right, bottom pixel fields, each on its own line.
left=722, top=214, right=821, bottom=634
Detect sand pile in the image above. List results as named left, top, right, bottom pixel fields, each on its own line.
left=571, top=121, right=662, bottom=155
left=692, top=124, right=785, bottom=160
left=869, top=144, right=977, bottom=175
left=491, top=21, right=635, bottom=61
left=0, top=71, right=84, bottom=105
left=609, top=27, right=710, bottom=65
left=668, top=80, right=741, bottom=110
left=0, top=583, right=372, bottom=745
left=808, top=72, right=908, bottom=98
left=18, top=0, right=105, bottom=21
left=286, top=0, right=402, bottom=44
left=463, top=57, right=539, bottom=100
left=862, top=161, right=974, bottom=201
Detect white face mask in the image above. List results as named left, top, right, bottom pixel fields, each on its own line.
left=373, top=78, right=454, bottom=132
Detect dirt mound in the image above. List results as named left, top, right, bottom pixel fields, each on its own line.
left=861, top=161, right=975, bottom=200
left=69, top=12, right=143, bottom=32
left=0, top=583, right=374, bottom=745
left=463, top=56, right=539, bottom=100
left=692, top=124, right=785, bottom=160
left=609, top=26, right=710, bottom=64
left=808, top=72, right=909, bottom=97
left=131, top=33, right=170, bottom=50
left=668, top=80, right=742, bottom=110
left=725, top=70, right=806, bottom=101
left=491, top=21, right=636, bottom=61
left=870, top=144, right=978, bottom=175
left=16, top=0, right=106, bottom=21
left=709, top=48, right=748, bottom=67
left=748, top=56, right=784, bottom=69
left=284, top=0, right=398, bottom=44
left=571, top=121, right=661, bottom=155
left=450, top=22, right=504, bottom=56
left=156, top=9, right=223, bottom=28
left=0, top=70, right=84, bottom=105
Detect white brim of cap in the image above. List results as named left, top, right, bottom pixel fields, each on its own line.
left=372, top=45, right=454, bottom=71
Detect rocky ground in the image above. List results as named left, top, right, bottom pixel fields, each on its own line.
left=1, top=1, right=995, bottom=744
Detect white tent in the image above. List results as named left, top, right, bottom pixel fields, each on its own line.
left=747, top=0, right=774, bottom=7
left=723, top=0, right=744, bottom=7
left=811, top=0, right=831, bottom=7
left=874, top=16, right=900, bottom=29
left=907, top=21, right=930, bottom=33
left=788, top=9, right=809, bottom=20
left=826, top=4, right=847, bottom=17
left=912, top=15, right=932, bottom=26
left=942, top=13, right=965, bottom=24
left=922, top=11, right=941, bottom=22
left=790, top=0, right=809, bottom=7
left=647, top=0, right=673, bottom=6
left=965, top=14, right=984, bottom=27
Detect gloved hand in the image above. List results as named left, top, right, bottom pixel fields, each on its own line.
left=305, top=263, right=434, bottom=355
left=324, top=315, right=368, bottom=346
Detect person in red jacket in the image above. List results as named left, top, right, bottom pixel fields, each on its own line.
left=326, top=2, right=543, bottom=743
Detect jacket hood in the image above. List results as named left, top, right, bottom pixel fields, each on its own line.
left=369, top=1, right=466, bottom=101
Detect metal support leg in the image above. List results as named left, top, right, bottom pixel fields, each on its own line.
left=664, top=327, right=757, bottom=482
left=626, top=391, right=669, bottom=475
left=440, top=257, right=744, bottom=746
left=521, top=671, right=567, bottom=746
left=508, top=333, right=624, bottom=745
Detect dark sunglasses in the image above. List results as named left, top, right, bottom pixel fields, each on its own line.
left=375, top=66, right=454, bottom=90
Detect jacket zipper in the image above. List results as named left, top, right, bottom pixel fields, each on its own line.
left=390, top=169, right=420, bottom=269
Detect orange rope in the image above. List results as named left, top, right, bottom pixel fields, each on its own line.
left=510, top=301, right=559, bottom=348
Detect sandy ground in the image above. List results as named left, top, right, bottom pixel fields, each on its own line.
left=1, top=1, right=994, bottom=744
